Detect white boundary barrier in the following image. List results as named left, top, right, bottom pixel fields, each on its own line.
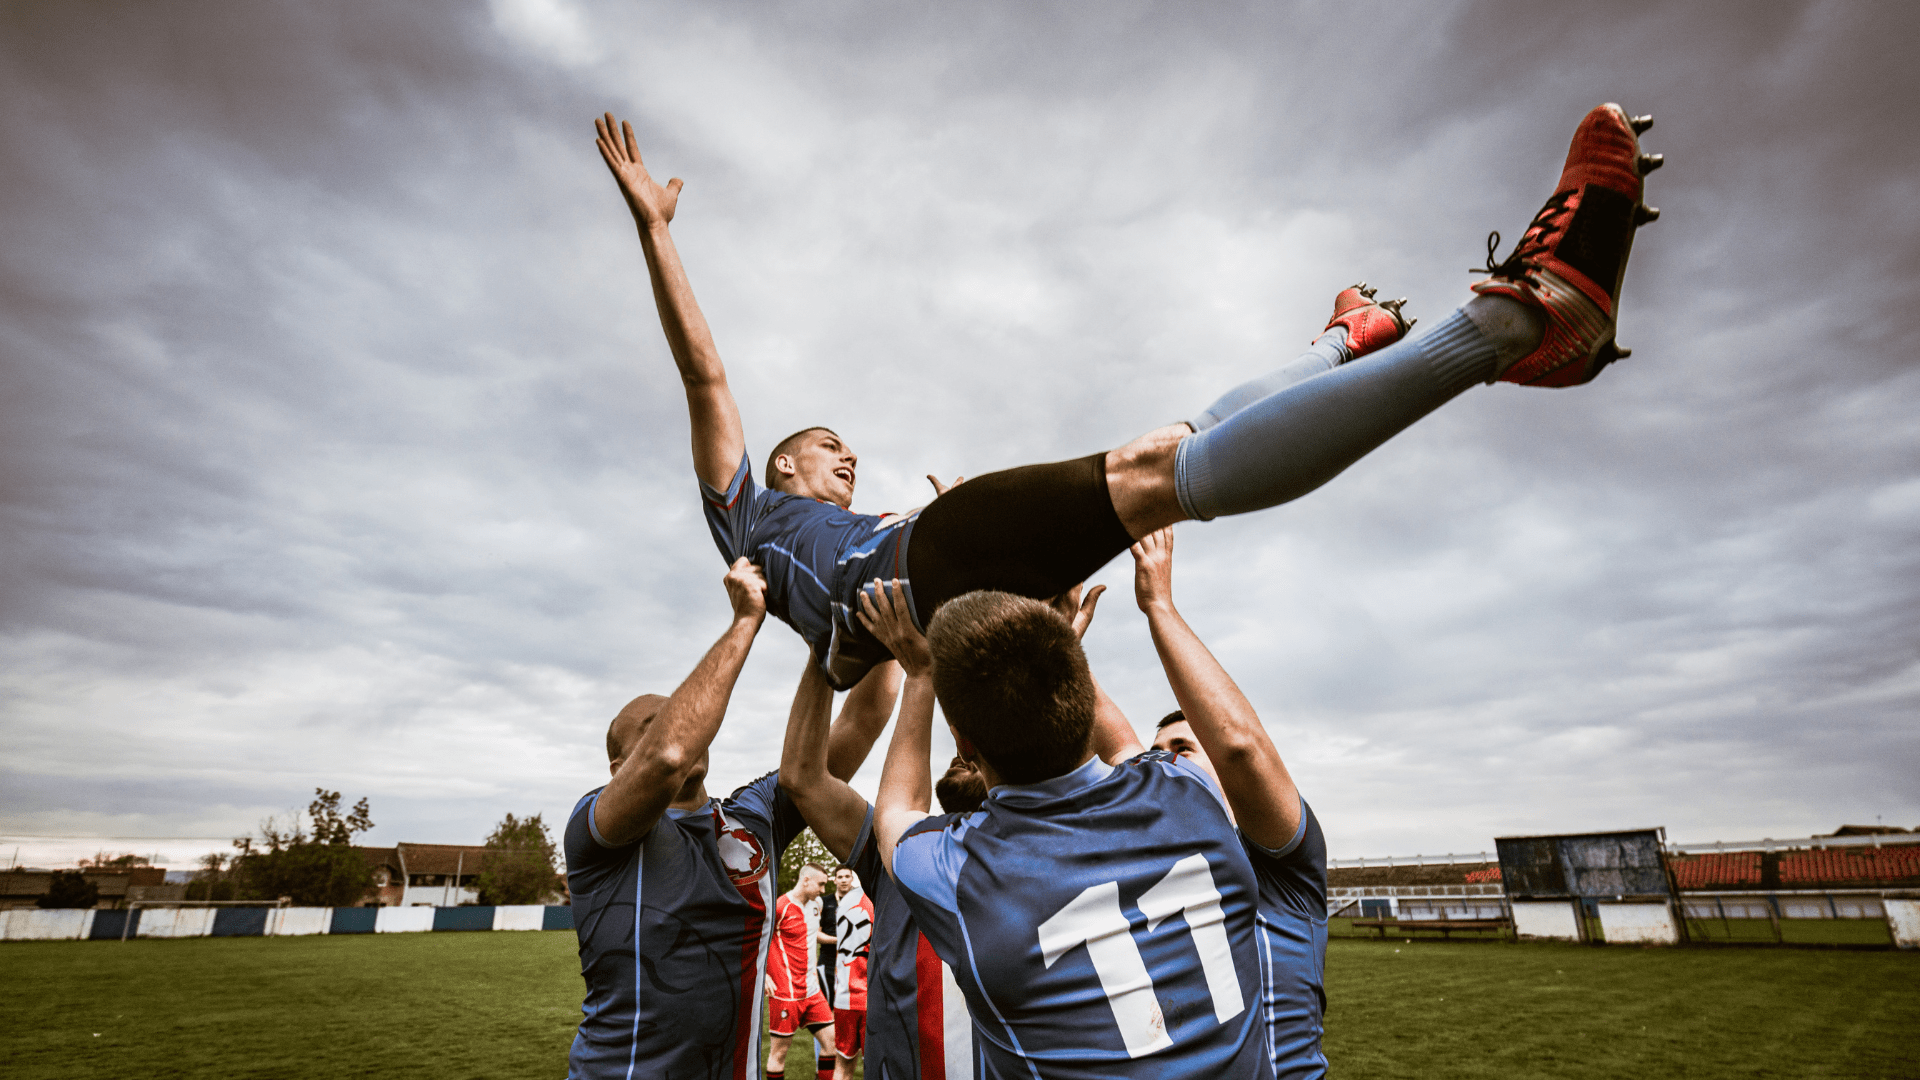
left=1886, top=899, right=1920, bottom=949
left=267, top=907, right=333, bottom=936
left=1, top=908, right=95, bottom=940
left=375, top=906, right=436, bottom=933
left=1597, top=902, right=1679, bottom=945
left=1511, top=901, right=1580, bottom=941
left=493, top=905, right=545, bottom=931
left=137, top=907, right=217, bottom=939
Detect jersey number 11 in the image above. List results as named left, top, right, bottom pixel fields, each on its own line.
left=1036, top=853, right=1245, bottom=1058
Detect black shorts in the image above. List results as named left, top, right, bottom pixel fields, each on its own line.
left=906, top=452, right=1135, bottom=628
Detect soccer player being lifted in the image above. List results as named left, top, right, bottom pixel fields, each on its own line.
left=594, top=103, right=1662, bottom=687
left=560, top=558, right=899, bottom=1079
left=863, top=525, right=1327, bottom=1078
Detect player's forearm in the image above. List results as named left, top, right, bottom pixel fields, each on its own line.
left=826, top=661, right=903, bottom=781
left=778, top=662, right=873, bottom=860
left=1145, top=601, right=1301, bottom=840
left=877, top=675, right=935, bottom=813
left=640, top=613, right=762, bottom=779
left=1144, top=602, right=1257, bottom=747
left=873, top=675, right=936, bottom=866
left=637, top=221, right=744, bottom=488
left=637, top=221, right=725, bottom=388
left=1088, top=672, right=1144, bottom=763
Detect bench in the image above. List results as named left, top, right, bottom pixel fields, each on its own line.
left=1349, top=918, right=1509, bottom=940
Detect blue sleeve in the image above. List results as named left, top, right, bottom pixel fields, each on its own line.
left=1127, top=748, right=1233, bottom=817
left=727, top=771, right=809, bottom=856
left=563, top=789, right=635, bottom=896
left=700, top=451, right=763, bottom=564
left=890, top=814, right=968, bottom=915
left=1243, top=799, right=1328, bottom=918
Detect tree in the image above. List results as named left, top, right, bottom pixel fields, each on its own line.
left=80, top=852, right=152, bottom=869
left=39, top=870, right=100, bottom=909
left=777, top=828, right=836, bottom=896
left=230, top=788, right=376, bottom=907
left=474, top=813, right=563, bottom=905
left=186, top=851, right=236, bottom=902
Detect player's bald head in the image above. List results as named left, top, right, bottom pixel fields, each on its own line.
left=606, top=693, right=670, bottom=762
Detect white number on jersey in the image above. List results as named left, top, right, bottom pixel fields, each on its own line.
left=1035, top=854, right=1244, bottom=1058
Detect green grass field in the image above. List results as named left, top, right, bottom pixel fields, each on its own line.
left=3, top=932, right=1916, bottom=1079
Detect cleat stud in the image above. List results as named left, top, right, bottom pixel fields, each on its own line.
left=1359, top=283, right=1377, bottom=298
left=1638, top=152, right=1664, bottom=174
left=1634, top=203, right=1661, bottom=225
left=1615, top=346, right=1631, bottom=359
left=1630, top=114, right=1653, bottom=135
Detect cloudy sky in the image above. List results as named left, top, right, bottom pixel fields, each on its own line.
left=3, top=0, right=1916, bottom=871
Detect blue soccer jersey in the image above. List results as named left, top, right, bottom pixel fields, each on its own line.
left=891, top=752, right=1276, bottom=1080
left=701, top=452, right=917, bottom=688
left=847, top=813, right=981, bottom=1080
left=1247, top=802, right=1329, bottom=1080
left=564, top=771, right=806, bottom=1080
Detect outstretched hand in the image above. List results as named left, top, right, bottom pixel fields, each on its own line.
left=724, top=557, right=768, bottom=623
left=1130, top=527, right=1175, bottom=612
left=1049, top=583, right=1107, bottom=640
left=857, top=579, right=932, bottom=676
left=595, top=112, right=681, bottom=228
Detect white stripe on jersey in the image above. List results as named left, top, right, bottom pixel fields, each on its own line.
left=939, top=960, right=975, bottom=1080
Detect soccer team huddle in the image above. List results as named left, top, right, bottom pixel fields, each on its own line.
left=562, top=103, right=1664, bottom=1079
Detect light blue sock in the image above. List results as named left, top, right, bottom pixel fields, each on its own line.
left=1190, top=329, right=1350, bottom=432
left=1174, top=309, right=1498, bottom=520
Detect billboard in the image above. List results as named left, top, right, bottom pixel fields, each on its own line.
left=1495, top=829, right=1672, bottom=900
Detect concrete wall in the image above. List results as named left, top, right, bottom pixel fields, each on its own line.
left=268, top=907, right=332, bottom=936
left=1597, top=902, right=1679, bottom=945
left=375, top=906, right=436, bottom=934
left=1, top=908, right=95, bottom=940
left=1512, top=900, right=1581, bottom=941
left=1887, top=899, right=1920, bottom=949
left=494, top=905, right=545, bottom=931
left=138, top=907, right=217, bottom=939
left=3, top=904, right=572, bottom=942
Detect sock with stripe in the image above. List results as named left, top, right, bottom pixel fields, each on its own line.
left=1174, top=308, right=1504, bottom=520
left=816, top=1058, right=835, bottom=1078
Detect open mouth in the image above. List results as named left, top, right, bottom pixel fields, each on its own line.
left=833, top=468, right=855, bottom=486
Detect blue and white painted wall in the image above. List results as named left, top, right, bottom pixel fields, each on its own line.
left=0, top=905, right=573, bottom=941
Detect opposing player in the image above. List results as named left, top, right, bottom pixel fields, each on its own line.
left=830, top=866, right=874, bottom=1073
left=767, top=863, right=838, bottom=1080
left=863, top=522, right=1327, bottom=1078
left=562, top=557, right=898, bottom=1080
left=594, top=103, right=1662, bottom=687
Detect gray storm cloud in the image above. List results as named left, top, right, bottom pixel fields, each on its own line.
left=2, top=0, right=1916, bottom=868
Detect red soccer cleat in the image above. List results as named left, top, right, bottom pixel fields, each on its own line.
left=1322, top=282, right=1414, bottom=361
left=1471, top=103, right=1662, bottom=386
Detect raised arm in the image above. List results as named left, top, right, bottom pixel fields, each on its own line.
left=858, top=581, right=937, bottom=873
left=594, top=558, right=768, bottom=846
left=826, top=662, right=903, bottom=782
left=1131, top=529, right=1302, bottom=850
left=778, top=659, right=876, bottom=863
left=1051, top=583, right=1146, bottom=762
left=595, top=113, right=745, bottom=492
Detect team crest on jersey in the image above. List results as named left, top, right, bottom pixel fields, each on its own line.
left=715, top=812, right=769, bottom=887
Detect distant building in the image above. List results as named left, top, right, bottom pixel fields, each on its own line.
left=1, top=866, right=172, bottom=910
left=357, top=843, right=492, bottom=907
